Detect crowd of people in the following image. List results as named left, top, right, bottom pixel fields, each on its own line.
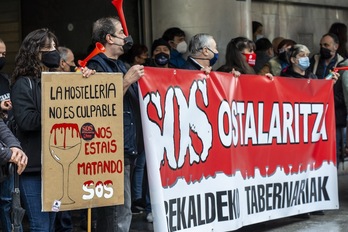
left=0, top=16, right=346, bottom=232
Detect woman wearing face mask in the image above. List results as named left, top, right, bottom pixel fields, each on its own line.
left=149, top=38, right=174, bottom=68
left=280, top=44, right=317, bottom=79
left=10, top=28, right=59, bottom=232
left=10, top=28, right=93, bottom=231
left=217, top=37, right=256, bottom=74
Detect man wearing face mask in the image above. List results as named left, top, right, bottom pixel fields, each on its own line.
left=52, top=46, right=77, bottom=72
left=183, top=33, right=218, bottom=74
left=87, top=16, right=144, bottom=232
left=309, top=33, right=348, bottom=169
left=162, top=27, right=187, bottom=68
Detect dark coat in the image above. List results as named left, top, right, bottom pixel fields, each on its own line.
left=280, top=66, right=317, bottom=79
left=0, top=119, right=22, bottom=165
left=183, top=57, right=202, bottom=70
left=11, top=76, right=41, bottom=172
left=87, top=53, right=143, bottom=165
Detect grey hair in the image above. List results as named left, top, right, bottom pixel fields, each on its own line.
left=92, top=16, right=120, bottom=45
left=289, top=44, right=310, bottom=58
left=188, top=33, right=214, bottom=56
left=57, top=46, right=71, bottom=61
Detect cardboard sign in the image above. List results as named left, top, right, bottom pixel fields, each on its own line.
left=41, top=72, right=124, bottom=212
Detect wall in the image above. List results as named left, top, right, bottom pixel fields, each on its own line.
left=0, top=0, right=21, bottom=75
left=20, top=0, right=141, bottom=62
left=148, top=0, right=348, bottom=67
left=252, top=0, right=348, bottom=54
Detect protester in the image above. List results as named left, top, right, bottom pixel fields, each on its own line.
left=149, top=38, right=173, bottom=68
left=328, top=22, right=348, bottom=58
left=132, top=38, right=178, bottom=223
left=183, top=33, right=219, bottom=74
left=309, top=33, right=348, bottom=166
left=0, top=37, right=28, bottom=232
left=272, top=36, right=285, bottom=55
left=280, top=44, right=317, bottom=79
left=217, top=36, right=256, bottom=74
left=258, top=39, right=297, bottom=76
left=10, top=28, right=92, bottom=232
left=86, top=16, right=144, bottom=232
left=252, top=21, right=264, bottom=42
left=119, top=43, right=149, bottom=68
left=254, top=37, right=274, bottom=73
left=162, top=27, right=188, bottom=68
left=51, top=46, right=75, bottom=232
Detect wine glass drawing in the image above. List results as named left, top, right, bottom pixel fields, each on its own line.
left=49, top=123, right=81, bottom=205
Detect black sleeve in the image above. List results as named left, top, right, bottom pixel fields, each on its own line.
left=0, top=119, right=21, bottom=148
left=0, top=119, right=21, bottom=165
left=11, top=77, right=41, bottom=132
left=87, top=60, right=105, bottom=72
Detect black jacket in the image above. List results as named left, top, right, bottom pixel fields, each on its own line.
left=280, top=66, right=317, bottom=79
left=11, top=76, right=41, bottom=172
left=183, top=57, right=203, bottom=70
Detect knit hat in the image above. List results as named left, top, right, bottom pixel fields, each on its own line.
left=151, top=38, right=171, bottom=55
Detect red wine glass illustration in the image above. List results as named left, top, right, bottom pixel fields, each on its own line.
left=49, top=123, right=81, bottom=204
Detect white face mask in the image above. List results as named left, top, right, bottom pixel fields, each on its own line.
left=176, top=41, right=188, bottom=54
left=256, top=34, right=264, bottom=41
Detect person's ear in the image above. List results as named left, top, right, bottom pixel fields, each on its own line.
left=202, top=47, right=209, bottom=56
left=60, top=59, right=65, bottom=69
left=106, top=34, right=113, bottom=44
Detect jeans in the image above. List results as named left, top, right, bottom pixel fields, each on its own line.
left=0, top=174, right=15, bottom=232
left=96, top=164, right=132, bottom=232
left=336, top=127, right=346, bottom=166
left=20, top=173, right=56, bottom=232
left=132, top=151, right=145, bottom=201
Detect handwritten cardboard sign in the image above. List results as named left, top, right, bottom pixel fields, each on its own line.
left=41, top=72, right=124, bottom=211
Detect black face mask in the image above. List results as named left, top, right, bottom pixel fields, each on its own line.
left=154, top=52, right=169, bottom=66
left=278, top=51, right=289, bottom=63
left=41, top=50, right=61, bottom=68
left=111, top=34, right=133, bottom=54
left=123, top=36, right=133, bottom=54
left=0, top=57, right=5, bottom=70
left=320, top=47, right=332, bottom=59
left=69, top=65, right=77, bottom=72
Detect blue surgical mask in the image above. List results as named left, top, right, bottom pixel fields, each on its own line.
left=297, top=56, right=310, bottom=71
left=207, top=47, right=219, bottom=66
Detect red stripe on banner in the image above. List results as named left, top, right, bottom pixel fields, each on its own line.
left=139, top=67, right=336, bottom=187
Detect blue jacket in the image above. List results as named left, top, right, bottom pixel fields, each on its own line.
left=87, top=54, right=143, bottom=164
